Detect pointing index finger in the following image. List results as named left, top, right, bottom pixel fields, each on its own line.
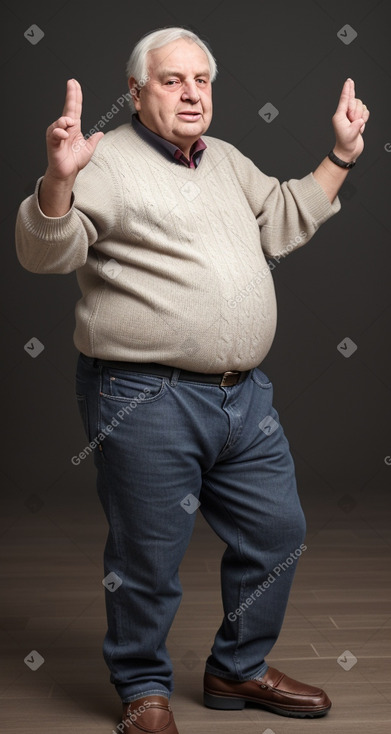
left=336, top=77, right=354, bottom=113
left=62, top=78, right=82, bottom=121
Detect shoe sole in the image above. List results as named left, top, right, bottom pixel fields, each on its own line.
left=203, top=691, right=331, bottom=718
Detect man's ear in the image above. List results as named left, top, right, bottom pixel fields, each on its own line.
left=128, top=77, right=141, bottom=109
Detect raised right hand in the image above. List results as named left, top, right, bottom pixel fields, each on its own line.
left=45, top=78, right=104, bottom=182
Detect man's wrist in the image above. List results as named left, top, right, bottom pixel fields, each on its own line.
left=39, top=173, right=75, bottom=217
left=43, top=168, right=77, bottom=190
left=328, top=149, right=356, bottom=169
left=330, top=147, right=357, bottom=166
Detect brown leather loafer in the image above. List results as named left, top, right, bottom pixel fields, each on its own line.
left=121, top=695, right=179, bottom=732
left=204, top=667, right=331, bottom=718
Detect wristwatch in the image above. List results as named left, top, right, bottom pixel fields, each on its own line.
left=328, top=149, right=356, bottom=169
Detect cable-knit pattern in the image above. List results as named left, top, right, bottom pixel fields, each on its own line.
left=15, top=123, right=340, bottom=371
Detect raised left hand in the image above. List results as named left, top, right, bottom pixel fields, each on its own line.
left=332, top=78, right=370, bottom=161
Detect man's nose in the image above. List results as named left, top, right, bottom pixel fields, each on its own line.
left=181, top=81, right=200, bottom=102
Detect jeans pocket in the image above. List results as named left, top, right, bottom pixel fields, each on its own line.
left=100, top=369, right=167, bottom=404
left=251, top=367, right=273, bottom=389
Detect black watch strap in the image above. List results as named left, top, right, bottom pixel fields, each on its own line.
left=328, top=149, right=356, bottom=169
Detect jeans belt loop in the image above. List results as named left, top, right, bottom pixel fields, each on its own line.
left=169, top=368, right=181, bottom=387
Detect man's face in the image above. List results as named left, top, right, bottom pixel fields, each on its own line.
left=129, top=37, right=213, bottom=157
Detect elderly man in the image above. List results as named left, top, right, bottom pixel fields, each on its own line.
left=16, top=26, right=369, bottom=734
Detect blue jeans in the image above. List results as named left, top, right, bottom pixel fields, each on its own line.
left=75, top=354, right=306, bottom=703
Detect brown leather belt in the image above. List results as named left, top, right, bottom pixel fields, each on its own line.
left=93, top=358, right=250, bottom=387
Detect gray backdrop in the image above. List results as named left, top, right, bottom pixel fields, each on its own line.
left=1, top=0, right=390, bottom=679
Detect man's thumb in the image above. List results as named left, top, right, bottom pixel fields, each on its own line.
left=351, top=118, right=365, bottom=136
left=89, top=132, right=104, bottom=152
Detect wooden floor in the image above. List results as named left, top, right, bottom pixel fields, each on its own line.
left=1, top=467, right=390, bottom=733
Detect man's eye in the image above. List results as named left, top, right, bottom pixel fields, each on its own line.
left=166, top=80, right=178, bottom=85
left=196, top=79, right=207, bottom=84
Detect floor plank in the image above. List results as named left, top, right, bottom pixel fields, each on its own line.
left=1, top=490, right=391, bottom=732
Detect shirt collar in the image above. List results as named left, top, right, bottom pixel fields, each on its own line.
left=131, top=113, right=207, bottom=168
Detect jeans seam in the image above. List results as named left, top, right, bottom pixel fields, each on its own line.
left=202, top=478, right=251, bottom=679
left=235, top=527, right=250, bottom=678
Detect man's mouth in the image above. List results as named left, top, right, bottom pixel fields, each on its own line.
left=177, top=111, right=202, bottom=121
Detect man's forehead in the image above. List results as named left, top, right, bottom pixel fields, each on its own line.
left=148, top=39, right=209, bottom=72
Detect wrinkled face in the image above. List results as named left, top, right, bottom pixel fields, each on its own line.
left=129, top=37, right=213, bottom=156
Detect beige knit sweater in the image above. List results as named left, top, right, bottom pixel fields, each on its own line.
left=15, top=123, right=340, bottom=372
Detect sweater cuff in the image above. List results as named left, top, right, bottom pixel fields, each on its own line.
left=21, top=177, right=80, bottom=241
left=290, top=172, right=341, bottom=226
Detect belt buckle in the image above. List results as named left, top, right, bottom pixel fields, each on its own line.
left=220, top=370, right=241, bottom=387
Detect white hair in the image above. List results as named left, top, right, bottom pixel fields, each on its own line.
left=125, top=27, right=218, bottom=110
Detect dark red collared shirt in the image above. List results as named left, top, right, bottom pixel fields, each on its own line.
left=132, top=113, right=207, bottom=168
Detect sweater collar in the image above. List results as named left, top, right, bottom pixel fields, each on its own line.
left=131, top=113, right=206, bottom=168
